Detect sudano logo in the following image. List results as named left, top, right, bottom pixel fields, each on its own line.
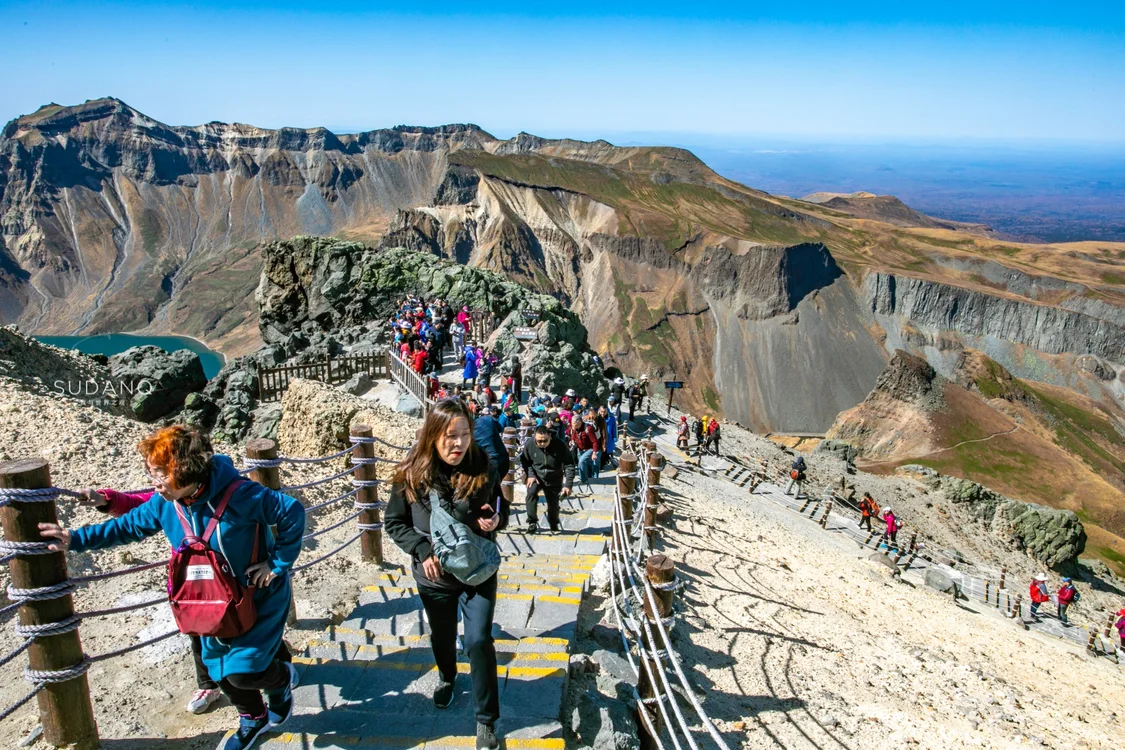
left=53, top=378, right=155, bottom=402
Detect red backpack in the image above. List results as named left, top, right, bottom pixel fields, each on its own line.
left=167, top=480, right=259, bottom=638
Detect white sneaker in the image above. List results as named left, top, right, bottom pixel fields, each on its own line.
left=187, top=687, right=222, bottom=714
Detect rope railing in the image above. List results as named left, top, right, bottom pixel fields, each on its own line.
left=0, top=428, right=407, bottom=736
left=611, top=444, right=731, bottom=750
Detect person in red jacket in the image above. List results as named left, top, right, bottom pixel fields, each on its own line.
left=568, top=415, right=600, bottom=493
left=1056, top=578, right=1079, bottom=625
left=77, top=487, right=223, bottom=715
left=1029, top=574, right=1050, bottom=620
left=1115, top=609, right=1125, bottom=658
left=411, top=344, right=428, bottom=375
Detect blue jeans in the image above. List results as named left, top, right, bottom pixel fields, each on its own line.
left=578, top=449, right=595, bottom=483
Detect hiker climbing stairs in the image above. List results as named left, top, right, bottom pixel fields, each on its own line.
left=261, top=477, right=618, bottom=750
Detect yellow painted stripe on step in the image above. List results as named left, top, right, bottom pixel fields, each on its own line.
left=507, top=666, right=566, bottom=678
left=361, top=586, right=535, bottom=602
left=536, top=595, right=582, bottom=605
left=270, top=734, right=565, bottom=750
left=520, top=636, right=570, bottom=646
left=293, top=657, right=500, bottom=676
left=426, top=739, right=564, bottom=750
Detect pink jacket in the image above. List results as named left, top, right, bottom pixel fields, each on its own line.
left=97, top=488, right=154, bottom=517
left=884, top=512, right=900, bottom=534
left=457, top=310, right=471, bottom=327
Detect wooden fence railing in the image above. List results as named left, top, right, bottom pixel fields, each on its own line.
left=258, top=352, right=389, bottom=402
left=467, top=310, right=496, bottom=344
left=388, top=351, right=436, bottom=417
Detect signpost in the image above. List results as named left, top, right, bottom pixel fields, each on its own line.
left=519, top=309, right=541, bottom=324
left=664, top=380, right=683, bottom=416
left=512, top=326, right=538, bottom=341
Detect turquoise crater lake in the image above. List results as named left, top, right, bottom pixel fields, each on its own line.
left=35, top=334, right=226, bottom=379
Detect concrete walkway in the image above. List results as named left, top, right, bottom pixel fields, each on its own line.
left=260, top=474, right=618, bottom=750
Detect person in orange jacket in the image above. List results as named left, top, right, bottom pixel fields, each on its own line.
left=858, top=492, right=880, bottom=533
left=1029, top=574, right=1050, bottom=620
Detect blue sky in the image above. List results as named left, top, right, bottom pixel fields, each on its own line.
left=1, top=1, right=1123, bottom=143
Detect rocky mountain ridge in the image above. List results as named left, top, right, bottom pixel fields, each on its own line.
left=3, top=98, right=1125, bottom=441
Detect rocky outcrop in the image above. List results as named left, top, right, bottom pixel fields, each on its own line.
left=907, top=468, right=1087, bottom=570
left=276, top=379, right=419, bottom=464
left=107, top=345, right=206, bottom=421
left=257, top=238, right=605, bottom=398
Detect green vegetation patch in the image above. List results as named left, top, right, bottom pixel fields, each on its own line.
left=701, top=385, right=721, bottom=412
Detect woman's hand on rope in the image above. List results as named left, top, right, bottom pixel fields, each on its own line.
left=245, top=562, right=277, bottom=588
left=37, top=523, right=72, bottom=552
left=421, top=554, right=444, bottom=582
left=77, top=489, right=109, bottom=509
left=477, top=504, right=500, bottom=533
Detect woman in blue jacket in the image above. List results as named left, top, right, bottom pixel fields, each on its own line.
left=39, top=425, right=306, bottom=750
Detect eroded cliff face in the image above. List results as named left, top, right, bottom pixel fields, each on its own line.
left=865, top=272, right=1125, bottom=409
left=0, top=99, right=494, bottom=350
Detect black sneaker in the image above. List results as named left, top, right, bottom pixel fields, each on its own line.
left=476, top=722, right=499, bottom=750
left=433, top=679, right=455, bottom=709
left=526, top=522, right=538, bottom=535
left=549, top=522, right=560, bottom=533
left=220, top=713, right=270, bottom=750
left=265, top=663, right=297, bottom=727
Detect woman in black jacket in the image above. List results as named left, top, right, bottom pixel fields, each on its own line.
left=384, top=399, right=508, bottom=750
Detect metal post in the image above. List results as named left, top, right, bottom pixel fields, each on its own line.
left=350, top=425, right=383, bottom=564
left=0, top=459, right=99, bottom=749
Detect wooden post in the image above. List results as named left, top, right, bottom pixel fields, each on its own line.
left=1087, top=628, right=1099, bottom=653
left=636, top=554, right=675, bottom=750
left=646, top=449, right=663, bottom=487
left=0, top=459, right=99, bottom=749
left=819, top=500, right=833, bottom=528
left=1014, top=594, right=1023, bottom=620
left=999, top=567, right=1007, bottom=592
left=618, top=452, right=637, bottom=521
left=349, top=425, right=383, bottom=564
left=635, top=652, right=660, bottom=750
left=1106, top=612, right=1116, bottom=639
left=502, top=427, right=518, bottom=508
left=644, top=487, right=659, bottom=551
left=643, top=554, right=675, bottom=647
left=245, top=438, right=297, bottom=626
left=983, top=580, right=991, bottom=605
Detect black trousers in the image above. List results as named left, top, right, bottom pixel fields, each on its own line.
left=190, top=634, right=218, bottom=690
left=418, top=577, right=500, bottom=725
left=525, top=481, right=562, bottom=528
left=218, top=641, right=293, bottom=718
left=860, top=515, right=873, bottom=532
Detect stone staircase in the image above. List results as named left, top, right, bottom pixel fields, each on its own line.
left=260, top=479, right=618, bottom=750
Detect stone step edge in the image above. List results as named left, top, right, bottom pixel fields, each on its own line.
left=268, top=733, right=563, bottom=749
left=321, top=627, right=570, bottom=649
left=361, top=586, right=581, bottom=606
left=293, top=656, right=566, bottom=678
left=305, top=641, right=569, bottom=662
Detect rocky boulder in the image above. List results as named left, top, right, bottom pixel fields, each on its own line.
left=108, top=346, right=206, bottom=422
left=925, top=474, right=1087, bottom=571
left=277, top=379, right=420, bottom=470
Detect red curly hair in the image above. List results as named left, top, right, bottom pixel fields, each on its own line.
left=137, top=425, right=213, bottom=490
